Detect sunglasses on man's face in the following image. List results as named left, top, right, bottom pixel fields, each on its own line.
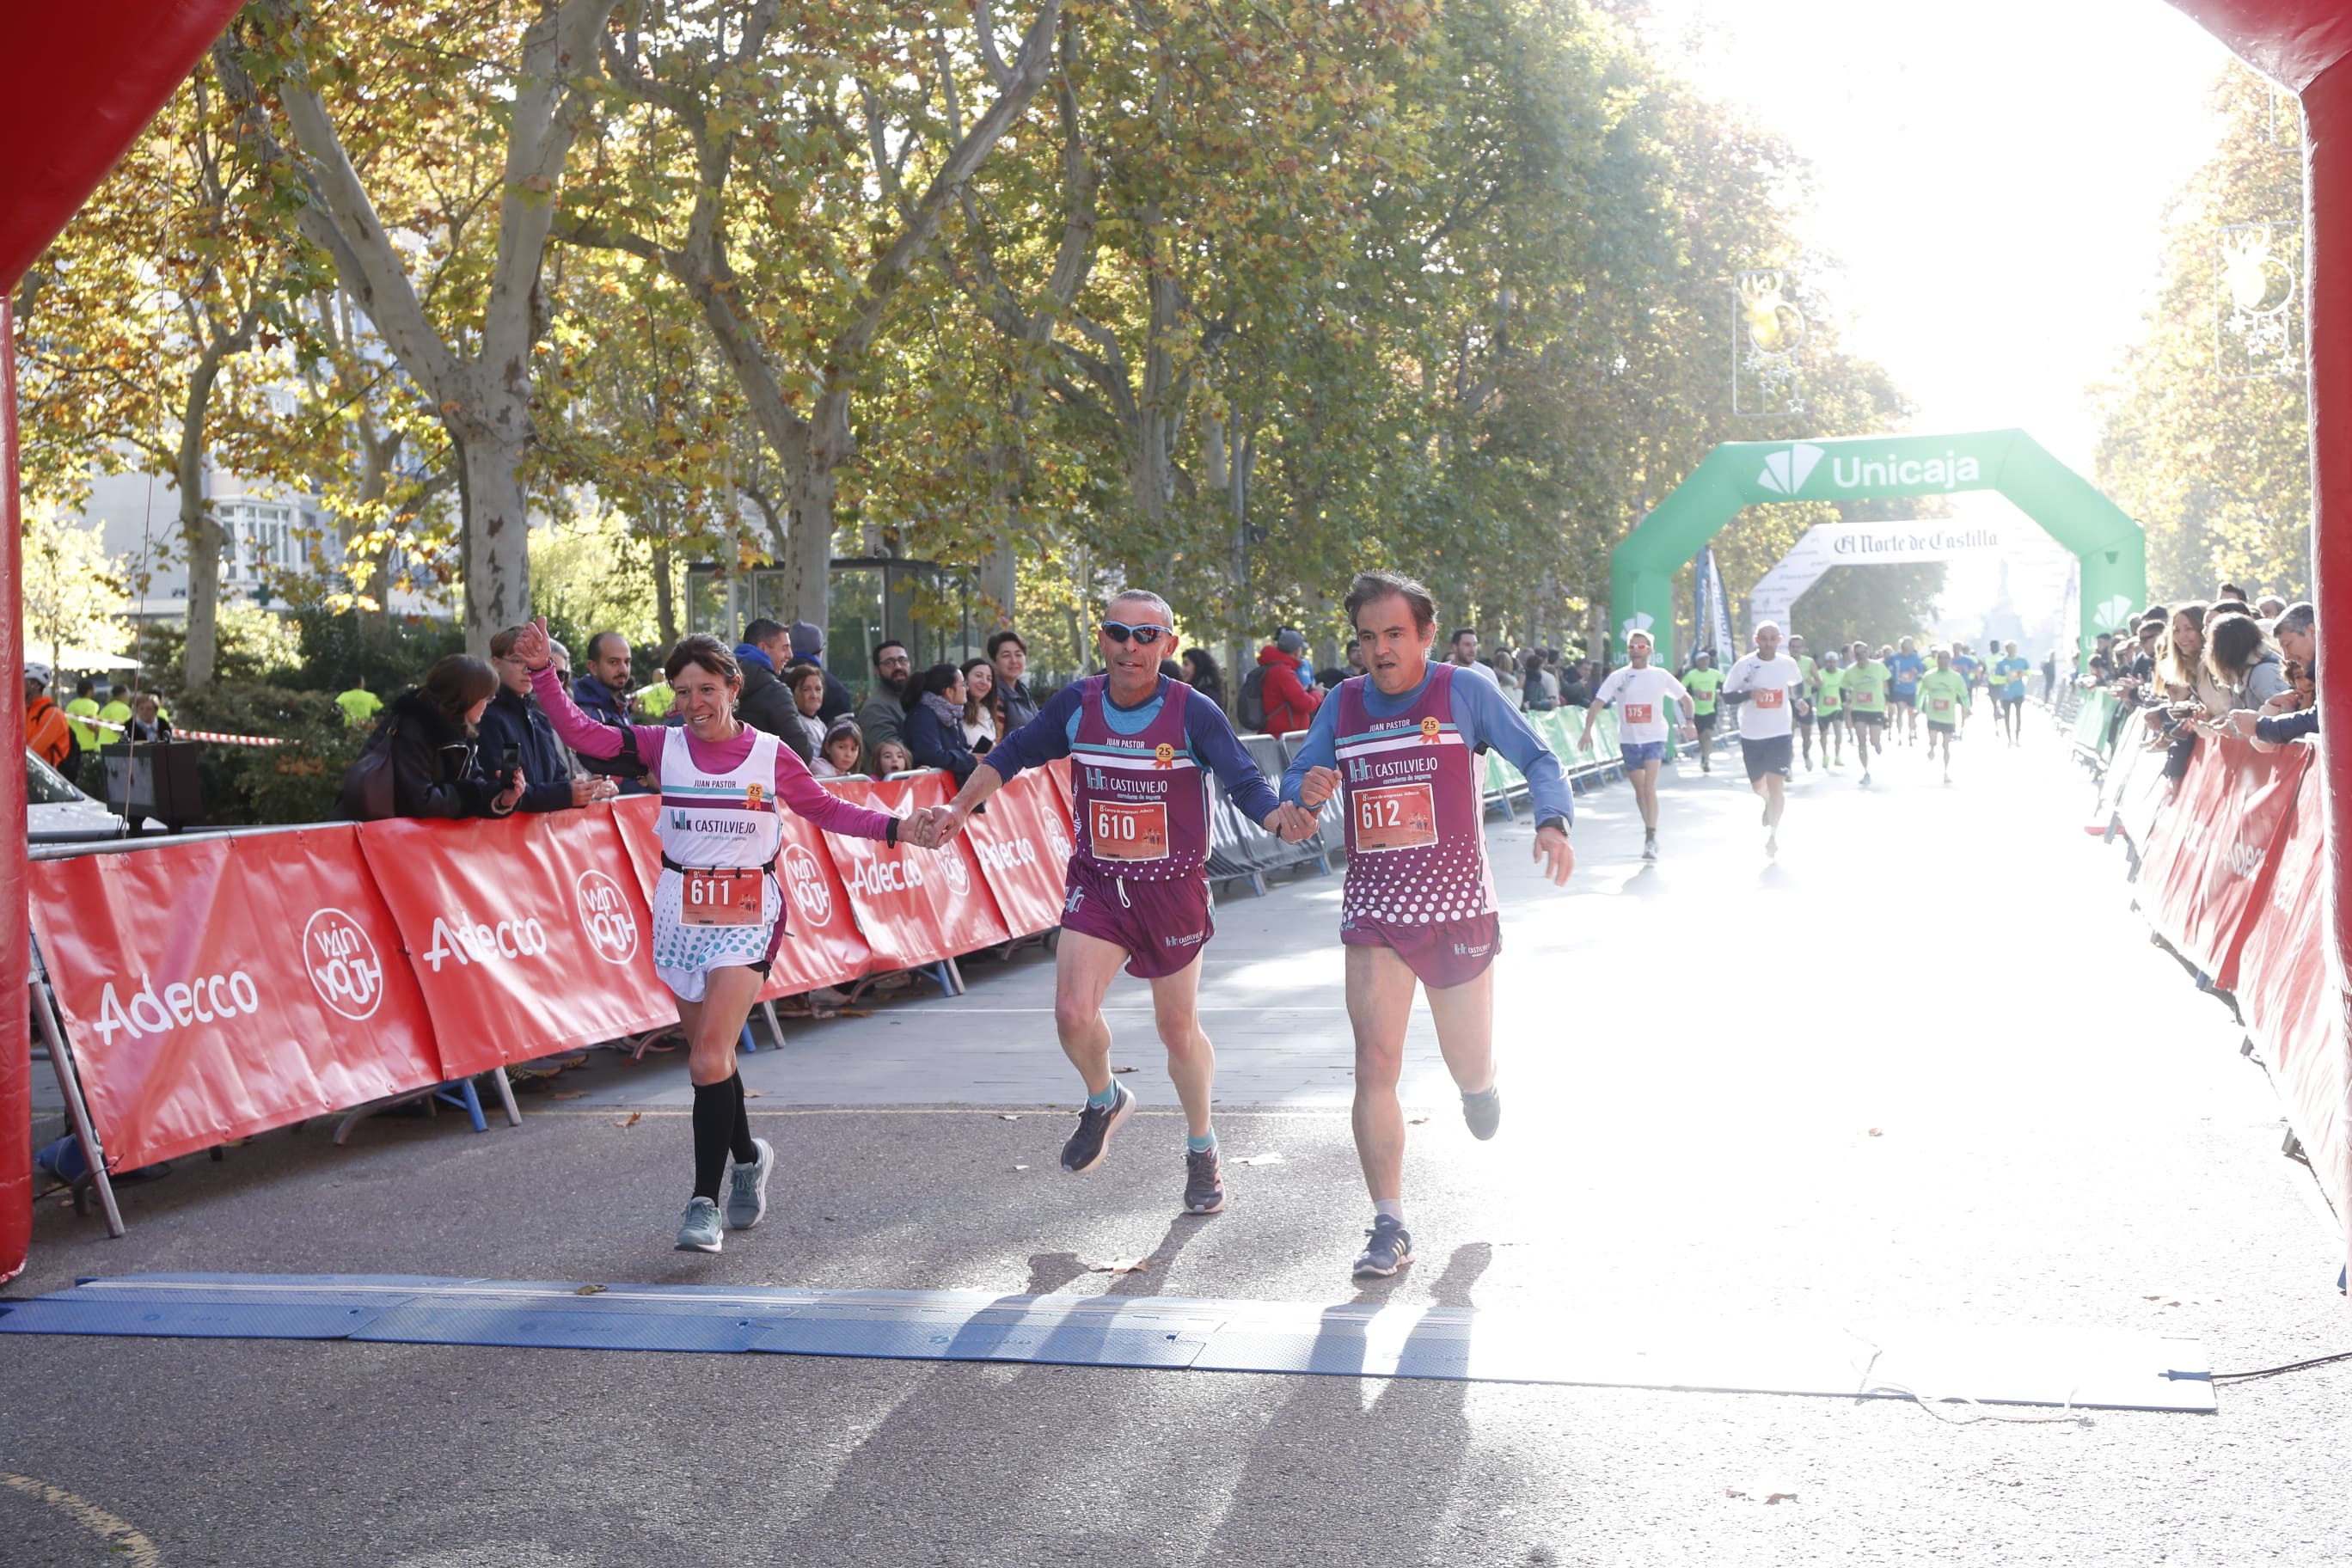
left=1100, top=621, right=1173, bottom=647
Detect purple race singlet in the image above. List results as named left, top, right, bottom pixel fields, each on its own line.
left=1067, top=675, right=1208, bottom=882
left=1332, top=665, right=1494, bottom=925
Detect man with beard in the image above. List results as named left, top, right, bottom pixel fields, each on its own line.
left=857, top=640, right=914, bottom=754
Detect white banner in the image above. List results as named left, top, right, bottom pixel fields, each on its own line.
left=1750, top=522, right=2003, bottom=638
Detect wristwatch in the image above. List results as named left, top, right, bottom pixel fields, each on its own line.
left=885, top=818, right=900, bottom=847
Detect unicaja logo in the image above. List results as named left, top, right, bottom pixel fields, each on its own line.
left=1756, top=443, right=1824, bottom=496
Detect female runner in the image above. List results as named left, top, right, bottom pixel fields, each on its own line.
left=512, top=619, right=952, bottom=1252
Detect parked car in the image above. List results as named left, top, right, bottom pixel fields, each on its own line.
left=27, top=749, right=148, bottom=844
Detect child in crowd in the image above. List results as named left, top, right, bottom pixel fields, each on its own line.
left=812, top=718, right=863, bottom=779
left=873, top=739, right=915, bottom=777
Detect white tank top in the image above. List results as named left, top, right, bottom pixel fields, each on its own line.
left=657, top=726, right=785, bottom=870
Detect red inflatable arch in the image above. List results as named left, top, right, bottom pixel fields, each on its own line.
left=2, top=2, right=2349, bottom=1282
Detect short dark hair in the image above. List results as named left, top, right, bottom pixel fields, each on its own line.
left=421, top=655, right=498, bottom=729
left=583, top=631, right=626, bottom=664
left=915, top=662, right=963, bottom=700
left=2219, top=582, right=2248, bottom=599
left=873, top=639, right=909, bottom=669
left=110, top=684, right=128, bottom=700
left=783, top=661, right=826, bottom=694
left=1345, top=570, right=1437, bottom=631
left=743, top=618, right=788, bottom=648
left=1448, top=628, right=1476, bottom=644
left=74, top=677, right=93, bottom=697
left=665, top=634, right=743, bottom=688
left=986, top=628, right=1026, bottom=658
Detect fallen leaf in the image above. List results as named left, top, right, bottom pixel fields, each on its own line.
left=1766, top=1491, right=1797, bottom=1504
left=1088, top=1256, right=1152, bottom=1274
left=1236, top=1152, right=1285, bottom=1166
left=612, top=1112, right=642, bottom=1129
left=573, top=1283, right=606, bottom=1296
left=1408, top=1116, right=1430, bottom=1125
left=551, top=1090, right=585, bottom=1100
left=998, top=1113, right=1021, bottom=1121
left=1112, top=1065, right=1138, bottom=1075
left=1724, top=1487, right=1747, bottom=1499
left=1867, top=1128, right=1883, bottom=1137
left=836, top=1008, right=873, bottom=1018
left=743, top=1088, right=762, bottom=1099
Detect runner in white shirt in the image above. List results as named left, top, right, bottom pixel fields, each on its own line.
left=1579, top=628, right=1693, bottom=861
left=1721, top=621, right=1805, bottom=859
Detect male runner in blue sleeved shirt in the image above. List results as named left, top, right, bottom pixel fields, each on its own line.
left=981, top=678, right=1283, bottom=824
left=1277, top=660, right=1575, bottom=828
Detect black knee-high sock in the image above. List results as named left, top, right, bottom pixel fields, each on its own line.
left=728, top=1072, right=758, bottom=1164
left=691, top=1079, right=735, bottom=1201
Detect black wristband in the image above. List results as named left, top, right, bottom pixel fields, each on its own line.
left=885, top=818, right=899, bottom=847
left=1536, top=815, right=1570, bottom=837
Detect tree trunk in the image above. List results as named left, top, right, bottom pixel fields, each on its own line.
left=452, top=418, right=532, bottom=650
left=786, top=463, right=836, bottom=631
left=651, top=525, right=677, bottom=646
left=176, top=338, right=242, bottom=691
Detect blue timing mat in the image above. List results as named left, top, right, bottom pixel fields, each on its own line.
left=0, top=1273, right=2216, bottom=1412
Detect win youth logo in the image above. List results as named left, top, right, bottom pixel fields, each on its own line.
left=782, top=841, right=832, bottom=927
left=1755, top=443, right=1825, bottom=496
left=574, top=870, right=640, bottom=965
left=303, top=907, right=384, bottom=1021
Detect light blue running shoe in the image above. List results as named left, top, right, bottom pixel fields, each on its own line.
left=1352, top=1215, right=1414, bottom=1278
left=676, top=1196, right=724, bottom=1253
left=727, top=1137, right=775, bottom=1230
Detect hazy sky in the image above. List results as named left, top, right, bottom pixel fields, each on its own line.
left=1639, top=0, right=2251, bottom=633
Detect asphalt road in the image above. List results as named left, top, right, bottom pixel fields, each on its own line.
left=3, top=714, right=2346, bottom=1566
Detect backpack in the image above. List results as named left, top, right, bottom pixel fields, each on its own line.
left=1238, top=665, right=1271, bottom=730
left=337, top=720, right=401, bottom=821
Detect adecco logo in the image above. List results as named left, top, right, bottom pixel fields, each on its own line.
left=782, top=841, right=832, bottom=927
left=574, top=869, right=640, bottom=965
left=976, top=835, right=1039, bottom=875
left=303, top=907, right=384, bottom=1022
left=420, top=910, right=550, bottom=972
left=844, top=833, right=928, bottom=899
left=1755, top=443, right=1824, bottom=496
left=88, top=971, right=260, bottom=1045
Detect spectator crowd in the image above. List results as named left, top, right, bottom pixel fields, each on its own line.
left=2067, top=582, right=2318, bottom=775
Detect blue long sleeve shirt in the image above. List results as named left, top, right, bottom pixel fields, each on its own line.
left=982, top=676, right=1283, bottom=824
left=1278, top=665, right=1575, bottom=827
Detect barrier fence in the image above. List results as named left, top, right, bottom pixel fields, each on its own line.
left=29, top=700, right=1706, bottom=1233
left=2086, top=720, right=2347, bottom=1244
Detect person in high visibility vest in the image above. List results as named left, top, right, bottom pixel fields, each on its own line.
left=64, top=677, right=102, bottom=784
left=514, top=618, right=954, bottom=1254
left=1918, top=647, right=1971, bottom=785
left=335, top=679, right=383, bottom=727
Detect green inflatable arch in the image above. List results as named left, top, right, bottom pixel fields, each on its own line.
left=1608, top=429, right=2145, bottom=665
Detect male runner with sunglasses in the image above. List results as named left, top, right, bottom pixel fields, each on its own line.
left=936, top=590, right=1320, bottom=1216
left=1284, top=570, right=1575, bottom=1279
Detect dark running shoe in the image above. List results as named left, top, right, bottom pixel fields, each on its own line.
left=1061, top=1081, right=1136, bottom=1173
left=1353, top=1215, right=1414, bottom=1278
left=1461, top=1085, right=1502, bottom=1141
left=1184, top=1147, right=1226, bottom=1214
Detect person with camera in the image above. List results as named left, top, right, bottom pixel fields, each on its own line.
left=512, top=618, right=954, bottom=1254
left=481, top=626, right=618, bottom=813
left=343, top=655, right=527, bottom=820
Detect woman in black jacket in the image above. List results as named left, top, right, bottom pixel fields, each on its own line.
left=367, top=655, right=524, bottom=819
left=903, top=662, right=980, bottom=783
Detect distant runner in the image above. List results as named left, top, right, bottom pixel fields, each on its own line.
left=936, top=589, right=1320, bottom=1216
left=1722, top=622, right=1806, bottom=858
left=1994, top=640, right=2030, bottom=746
left=1787, top=634, right=1819, bottom=772
left=1682, top=650, right=1725, bottom=773
left=1580, top=629, right=1693, bottom=861
left=1918, top=647, right=1970, bottom=784
left=1841, top=641, right=1890, bottom=787
left=1951, top=643, right=1982, bottom=733
left=1886, top=637, right=1925, bottom=746
left=1285, top=569, right=1574, bottom=1279
left=1810, top=649, right=1845, bottom=769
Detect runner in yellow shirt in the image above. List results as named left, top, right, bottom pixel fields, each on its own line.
left=1916, top=647, right=1971, bottom=785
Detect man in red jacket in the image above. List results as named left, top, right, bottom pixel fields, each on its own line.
left=1255, top=629, right=1325, bottom=735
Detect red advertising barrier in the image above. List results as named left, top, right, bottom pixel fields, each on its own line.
left=962, top=765, right=1076, bottom=938
left=820, top=774, right=1012, bottom=967
left=2234, top=762, right=2347, bottom=1216
left=358, top=810, right=677, bottom=1074
left=28, top=828, right=442, bottom=1170
left=607, top=793, right=874, bottom=1000
left=2140, top=736, right=2311, bottom=989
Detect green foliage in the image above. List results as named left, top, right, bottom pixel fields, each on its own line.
left=162, top=684, right=366, bottom=825
left=288, top=609, right=466, bottom=695
left=2096, top=68, right=2309, bottom=601
left=1788, top=565, right=1948, bottom=653
left=132, top=606, right=303, bottom=690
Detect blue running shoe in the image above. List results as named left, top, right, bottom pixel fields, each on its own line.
left=726, top=1136, right=775, bottom=1230
left=1184, top=1147, right=1226, bottom=1214
left=1062, top=1081, right=1136, bottom=1173
left=1352, top=1215, right=1414, bottom=1278
left=675, top=1196, right=724, bottom=1253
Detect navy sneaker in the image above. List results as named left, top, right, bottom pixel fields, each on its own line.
left=1353, top=1215, right=1414, bottom=1278
left=1184, top=1147, right=1226, bottom=1214
left=1461, top=1085, right=1501, bottom=1141
left=1061, top=1081, right=1136, bottom=1173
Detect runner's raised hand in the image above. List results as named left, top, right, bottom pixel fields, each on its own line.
left=511, top=617, right=554, bottom=672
